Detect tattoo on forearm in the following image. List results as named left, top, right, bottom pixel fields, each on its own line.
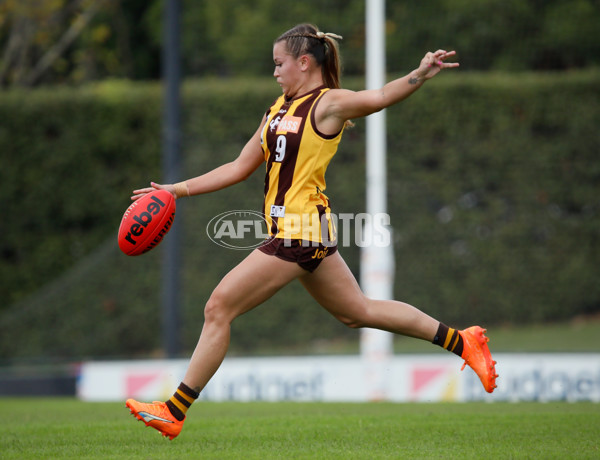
left=408, top=76, right=419, bottom=85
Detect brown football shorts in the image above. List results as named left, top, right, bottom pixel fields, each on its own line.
left=258, top=237, right=337, bottom=272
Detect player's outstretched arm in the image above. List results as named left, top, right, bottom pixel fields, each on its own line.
left=322, top=50, right=459, bottom=123
left=132, top=117, right=266, bottom=201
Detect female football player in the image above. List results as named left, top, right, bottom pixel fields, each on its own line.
left=126, top=24, right=498, bottom=439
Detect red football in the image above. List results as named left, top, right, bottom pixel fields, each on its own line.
left=117, top=189, right=176, bottom=256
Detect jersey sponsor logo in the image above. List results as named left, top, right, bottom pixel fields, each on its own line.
left=270, top=205, right=286, bottom=218
left=276, top=115, right=302, bottom=134
left=310, top=247, right=329, bottom=259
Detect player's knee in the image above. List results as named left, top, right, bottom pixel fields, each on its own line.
left=338, top=316, right=365, bottom=328
left=335, top=310, right=369, bottom=329
left=203, top=291, right=233, bottom=325
left=328, top=298, right=371, bottom=328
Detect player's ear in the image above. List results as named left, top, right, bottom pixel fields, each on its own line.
left=299, top=54, right=311, bottom=71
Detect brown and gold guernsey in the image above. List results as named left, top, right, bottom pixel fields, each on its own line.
left=260, top=85, right=344, bottom=244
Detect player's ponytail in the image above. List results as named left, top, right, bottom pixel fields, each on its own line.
left=275, top=24, right=343, bottom=90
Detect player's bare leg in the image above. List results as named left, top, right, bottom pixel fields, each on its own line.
left=299, top=251, right=497, bottom=392
left=299, top=251, right=439, bottom=339
left=182, top=249, right=306, bottom=393
left=127, top=249, right=305, bottom=438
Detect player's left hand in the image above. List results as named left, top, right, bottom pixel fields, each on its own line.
left=416, top=50, right=459, bottom=80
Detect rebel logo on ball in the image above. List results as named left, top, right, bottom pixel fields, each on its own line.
left=118, top=190, right=176, bottom=256
left=124, top=195, right=167, bottom=245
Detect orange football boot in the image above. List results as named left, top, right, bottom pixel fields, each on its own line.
left=126, top=399, right=184, bottom=440
left=459, top=326, right=499, bottom=393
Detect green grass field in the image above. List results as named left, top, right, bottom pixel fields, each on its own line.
left=1, top=399, right=598, bottom=459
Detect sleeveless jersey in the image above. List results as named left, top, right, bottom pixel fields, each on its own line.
left=260, top=86, right=344, bottom=244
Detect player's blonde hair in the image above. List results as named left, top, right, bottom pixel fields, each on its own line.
left=275, top=24, right=343, bottom=90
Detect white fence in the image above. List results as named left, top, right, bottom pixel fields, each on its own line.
left=78, top=353, right=600, bottom=403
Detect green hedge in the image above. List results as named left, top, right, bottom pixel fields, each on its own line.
left=1, top=71, right=598, bottom=360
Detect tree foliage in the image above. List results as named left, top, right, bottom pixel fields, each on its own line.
left=1, top=0, right=599, bottom=87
